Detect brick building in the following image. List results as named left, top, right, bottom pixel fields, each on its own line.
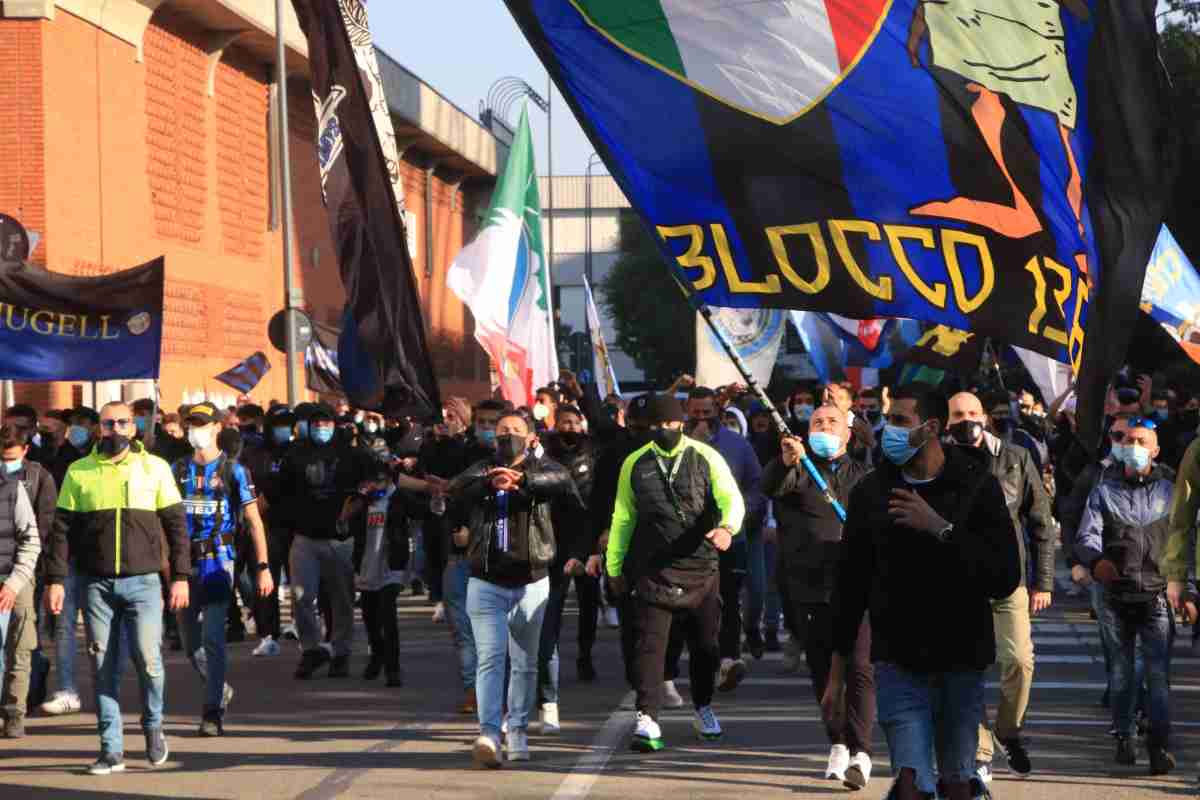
left=0, top=0, right=501, bottom=414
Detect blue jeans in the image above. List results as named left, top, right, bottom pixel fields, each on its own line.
left=82, top=573, right=166, bottom=755
left=876, top=663, right=984, bottom=794
left=467, top=576, right=549, bottom=741
left=182, top=561, right=234, bottom=713
left=1090, top=581, right=1145, bottom=708
left=54, top=565, right=83, bottom=695
left=443, top=557, right=476, bottom=691
left=1097, top=591, right=1173, bottom=745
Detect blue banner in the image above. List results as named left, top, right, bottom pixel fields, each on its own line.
left=1141, top=226, right=1200, bottom=365
left=0, top=258, right=163, bottom=381
left=789, top=312, right=921, bottom=385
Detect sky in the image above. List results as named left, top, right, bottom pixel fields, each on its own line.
left=368, top=3, right=602, bottom=178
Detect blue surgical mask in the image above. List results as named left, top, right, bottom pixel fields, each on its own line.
left=134, top=417, right=148, bottom=435
left=311, top=426, right=334, bottom=445
left=808, top=431, right=843, bottom=460
left=882, top=424, right=923, bottom=466
left=67, top=425, right=90, bottom=449
left=3, top=460, right=21, bottom=474
left=1118, top=443, right=1152, bottom=472
left=793, top=403, right=814, bottom=422
left=271, top=426, right=293, bottom=446
left=1151, top=409, right=1170, bottom=423
left=296, top=420, right=309, bottom=439
left=30, top=432, right=41, bottom=449
left=477, top=429, right=497, bottom=447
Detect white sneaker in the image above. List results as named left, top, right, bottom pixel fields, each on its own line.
left=506, top=728, right=530, bottom=761
left=717, top=657, right=747, bottom=692
left=619, top=690, right=637, bottom=710
left=221, top=683, right=234, bottom=711
left=432, top=602, right=446, bottom=623
left=603, top=606, right=620, bottom=628
left=501, top=714, right=509, bottom=735
left=540, top=703, right=561, bottom=734
left=41, top=690, right=81, bottom=716
left=693, top=705, right=722, bottom=740
left=472, top=735, right=502, bottom=769
left=976, top=762, right=993, bottom=784
left=844, top=751, right=872, bottom=790
left=663, top=680, right=685, bottom=709
left=632, top=711, right=663, bottom=752
left=252, top=637, right=280, bottom=657
left=825, top=743, right=850, bottom=781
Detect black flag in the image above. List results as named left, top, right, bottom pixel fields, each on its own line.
left=305, top=321, right=343, bottom=396
left=291, top=0, right=441, bottom=417
left=903, top=324, right=985, bottom=377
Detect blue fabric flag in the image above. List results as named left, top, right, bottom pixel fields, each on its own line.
left=214, top=351, right=271, bottom=395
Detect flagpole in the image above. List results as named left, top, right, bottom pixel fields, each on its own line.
left=276, top=0, right=299, bottom=407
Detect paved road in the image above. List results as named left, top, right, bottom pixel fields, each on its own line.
left=1, top=580, right=1196, bottom=799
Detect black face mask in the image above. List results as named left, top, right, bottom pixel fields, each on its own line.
left=949, top=420, right=984, bottom=446
left=653, top=427, right=682, bottom=451
left=555, top=431, right=585, bottom=449
left=1181, top=409, right=1200, bottom=430
left=495, top=434, right=527, bottom=465
left=866, top=410, right=883, bottom=426
left=992, top=417, right=1013, bottom=435
left=629, top=427, right=653, bottom=446
left=97, top=434, right=129, bottom=458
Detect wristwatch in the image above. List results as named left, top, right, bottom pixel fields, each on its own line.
left=252, top=562, right=270, bottom=573
left=932, top=523, right=954, bottom=543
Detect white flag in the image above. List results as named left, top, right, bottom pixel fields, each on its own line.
left=695, top=308, right=786, bottom=390
left=583, top=276, right=620, bottom=398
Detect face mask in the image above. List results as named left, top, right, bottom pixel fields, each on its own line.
left=296, top=420, right=309, bottom=440
left=949, top=420, right=984, bottom=446
left=532, top=404, right=550, bottom=422
left=556, top=431, right=584, bottom=449
left=653, top=427, right=683, bottom=451
left=3, top=460, right=21, bottom=474
left=67, top=425, right=90, bottom=449
left=1151, top=409, right=1170, bottom=423
left=1122, top=443, right=1152, bottom=472
left=793, top=403, right=814, bottom=422
left=187, top=427, right=213, bottom=450
left=882, top=424, right=924, bottom=466
left=866, top=409, right=883, bottom=427
left=311, top=427, right=334, bottom=445
left=354, top=412, right=365, bottom=424
left=133, top=417, right=148, bottom=435
left=495, top=433, right=527, bottom=464
left=992, top=417, right=1013, bottom=435
left=364, top=422, right=380, bottom=435
left=97, top=434, right=129, bottom=458
left=271, top=426, right=292, bottom=445
left=477, top=429, right=497, bottom=448
left=808, top=431, right=842, bottom=460
left=30, top=432, right=41, bottom=449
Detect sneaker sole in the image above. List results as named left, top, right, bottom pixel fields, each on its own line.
left=825, top=771, right=846, bottom=781
left=88, top=763, right=125, bottom=776
left=541, top=725, right=561, bottom=735
left=695, top=730, right=723, bottom=741
left=718, top=662, right=747, bottom=693
left=508, top=752, right=530, bottom=762
left=472, top=741, right=502, bottom=769
left=631, top=736, right=664, bottom=753
left=843, top=766, right=867, bottom=791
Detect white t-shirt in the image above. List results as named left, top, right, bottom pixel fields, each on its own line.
left=355, top=487, right=408, bottom=592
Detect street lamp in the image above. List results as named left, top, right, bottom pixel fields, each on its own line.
left=585, top=152, right=603, bottom=285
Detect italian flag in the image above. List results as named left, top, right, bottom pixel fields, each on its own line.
left=447, top=106, right=558, bottom=406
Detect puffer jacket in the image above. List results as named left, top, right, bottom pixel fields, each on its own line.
left=542, top=432, right=595, bottom=567
left=979, top=432, right=1056, bottom=593
left=1076, top=462, right=1175, bottom=603
left=449, top=454, right=579, bottom=583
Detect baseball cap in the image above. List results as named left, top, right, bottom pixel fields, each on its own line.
left=184, top=402, right=221, bottom=426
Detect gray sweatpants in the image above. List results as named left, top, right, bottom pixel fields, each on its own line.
left=289, top=535, right=355, bottom=657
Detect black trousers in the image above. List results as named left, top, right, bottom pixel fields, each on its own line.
left=423, top=518, right=448, bottom=603
left=633, top=586, right=721, bottom=721
left=792, top=601, right=876, bottom=756
left=251, top=530, right=292, bottom=640
left=719, top=551, right=745, bottom=660
left=361, top=584, right=402, bottom=673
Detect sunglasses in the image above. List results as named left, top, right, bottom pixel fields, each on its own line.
left=100, top=418, right=133, bottom=430
left=1126, top=416, right=1158, bottom=431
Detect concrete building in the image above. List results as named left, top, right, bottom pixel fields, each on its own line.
left=539, top=174, right=646, bottom=390
left=0, top=0, right=502, bottom=413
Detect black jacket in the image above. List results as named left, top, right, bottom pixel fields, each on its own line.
left=276, top=442, right=371, bottom=539
left=977, top=435, right=1056, bottom=593
left=762, top=453, right=870, bottom=604
left=830, top=445, right=1021, bottom=673
left=588, top=431, right=647, bottom=554
left=449, top=454, right=580, bottom=585
left=542, top=433, right=595, bottom=568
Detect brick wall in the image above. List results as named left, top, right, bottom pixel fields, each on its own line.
left=0, top=20, right=46, bottom=265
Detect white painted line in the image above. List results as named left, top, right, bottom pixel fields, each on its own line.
left=1037, top=655, right=1095, bottom=664
left=1029, top=623, right=1076, bottom=633
left=674, top=677, right=1200, bottom=692
left=550, top=706, right=635, bottom=800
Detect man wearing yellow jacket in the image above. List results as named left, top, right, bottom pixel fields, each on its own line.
left=45, top=402, right=190, bottom=776
left=606, top=393, right=744, bottom=753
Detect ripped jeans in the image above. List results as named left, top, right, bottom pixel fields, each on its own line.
left=82, top=573, right=165, bottom=755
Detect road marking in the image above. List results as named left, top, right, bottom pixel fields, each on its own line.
left=551, top=707, right=635, bottom=800
left=674, top=677, right=1200, bottom=692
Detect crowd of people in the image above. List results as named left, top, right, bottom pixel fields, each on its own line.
left=0, top=366, right=1196, bottom=798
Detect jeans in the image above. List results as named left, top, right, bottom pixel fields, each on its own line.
left=762, top=536, right=782, bottom=634
left=361, top=584, right=401, bottom=673
left=181, top=561, right=234, bottom=713
left=53, top=564, right=83, bottom=695
left=977, top=586, right=1035, bottom=761
left=443, top=557, right=476, bottom=691
left=0, top=582, right=36, bottom=719
left=537, top=569, right=601, bottom=705
left=876, top=663, right=984, bottom=795
left=1098, top=591, right=1173, bottom=746
left=82, top=573, right=166, bottom=755
left=793, top=603, right=875, bottom=756
left=633, top=579, right=721, bottom=721
left=743, top=522, right=766, bottom=637
left=290, top=535, right=355, bottom=657
left=467, top=576, right=549, bottom=742
left=1090, top=581, right=1146, bottom=708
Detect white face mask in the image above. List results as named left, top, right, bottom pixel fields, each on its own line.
left=187, top=427, right=213, bottom=451
left=532, top=404, right=550, bottom=421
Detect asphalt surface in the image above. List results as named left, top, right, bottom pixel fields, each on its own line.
left=0, top=574, right=1197, bottom=799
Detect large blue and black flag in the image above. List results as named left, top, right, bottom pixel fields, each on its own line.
left=506, top=0, right=1170, bottom=450
left=214, top=351, right=271, bottom=395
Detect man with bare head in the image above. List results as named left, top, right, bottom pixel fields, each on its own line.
left=946, top=392, right=1054, bottom=789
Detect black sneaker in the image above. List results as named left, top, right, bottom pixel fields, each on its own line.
left=410, top=578, right=425, bottom=597
left=328, top=654, right=350, bottom=678
left=998, top=736, right=1032, bottom=777
left=3, top=713, right=24, bottom=739
left=294, top=648, right=331, bottom=680
left=362, top=656, right=384, bottom=681
left=88, top=752, right=125, bottom=775
left=145, top=727, right=169, bottom=767
left=385, top=669, right=404, bottom=688
left=199, top=710, right=225, bottom=737
left=764, top=630, right=781, bottom=653
left=1148, top=744, right=1176, bottom=776
left=1115, top=735, right=1137, bottom=766
left=744, top=631, right=765, bottom=660
left=577, top=656, right=597, bottom=682
left=968, top=775, right=992, bottom=799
